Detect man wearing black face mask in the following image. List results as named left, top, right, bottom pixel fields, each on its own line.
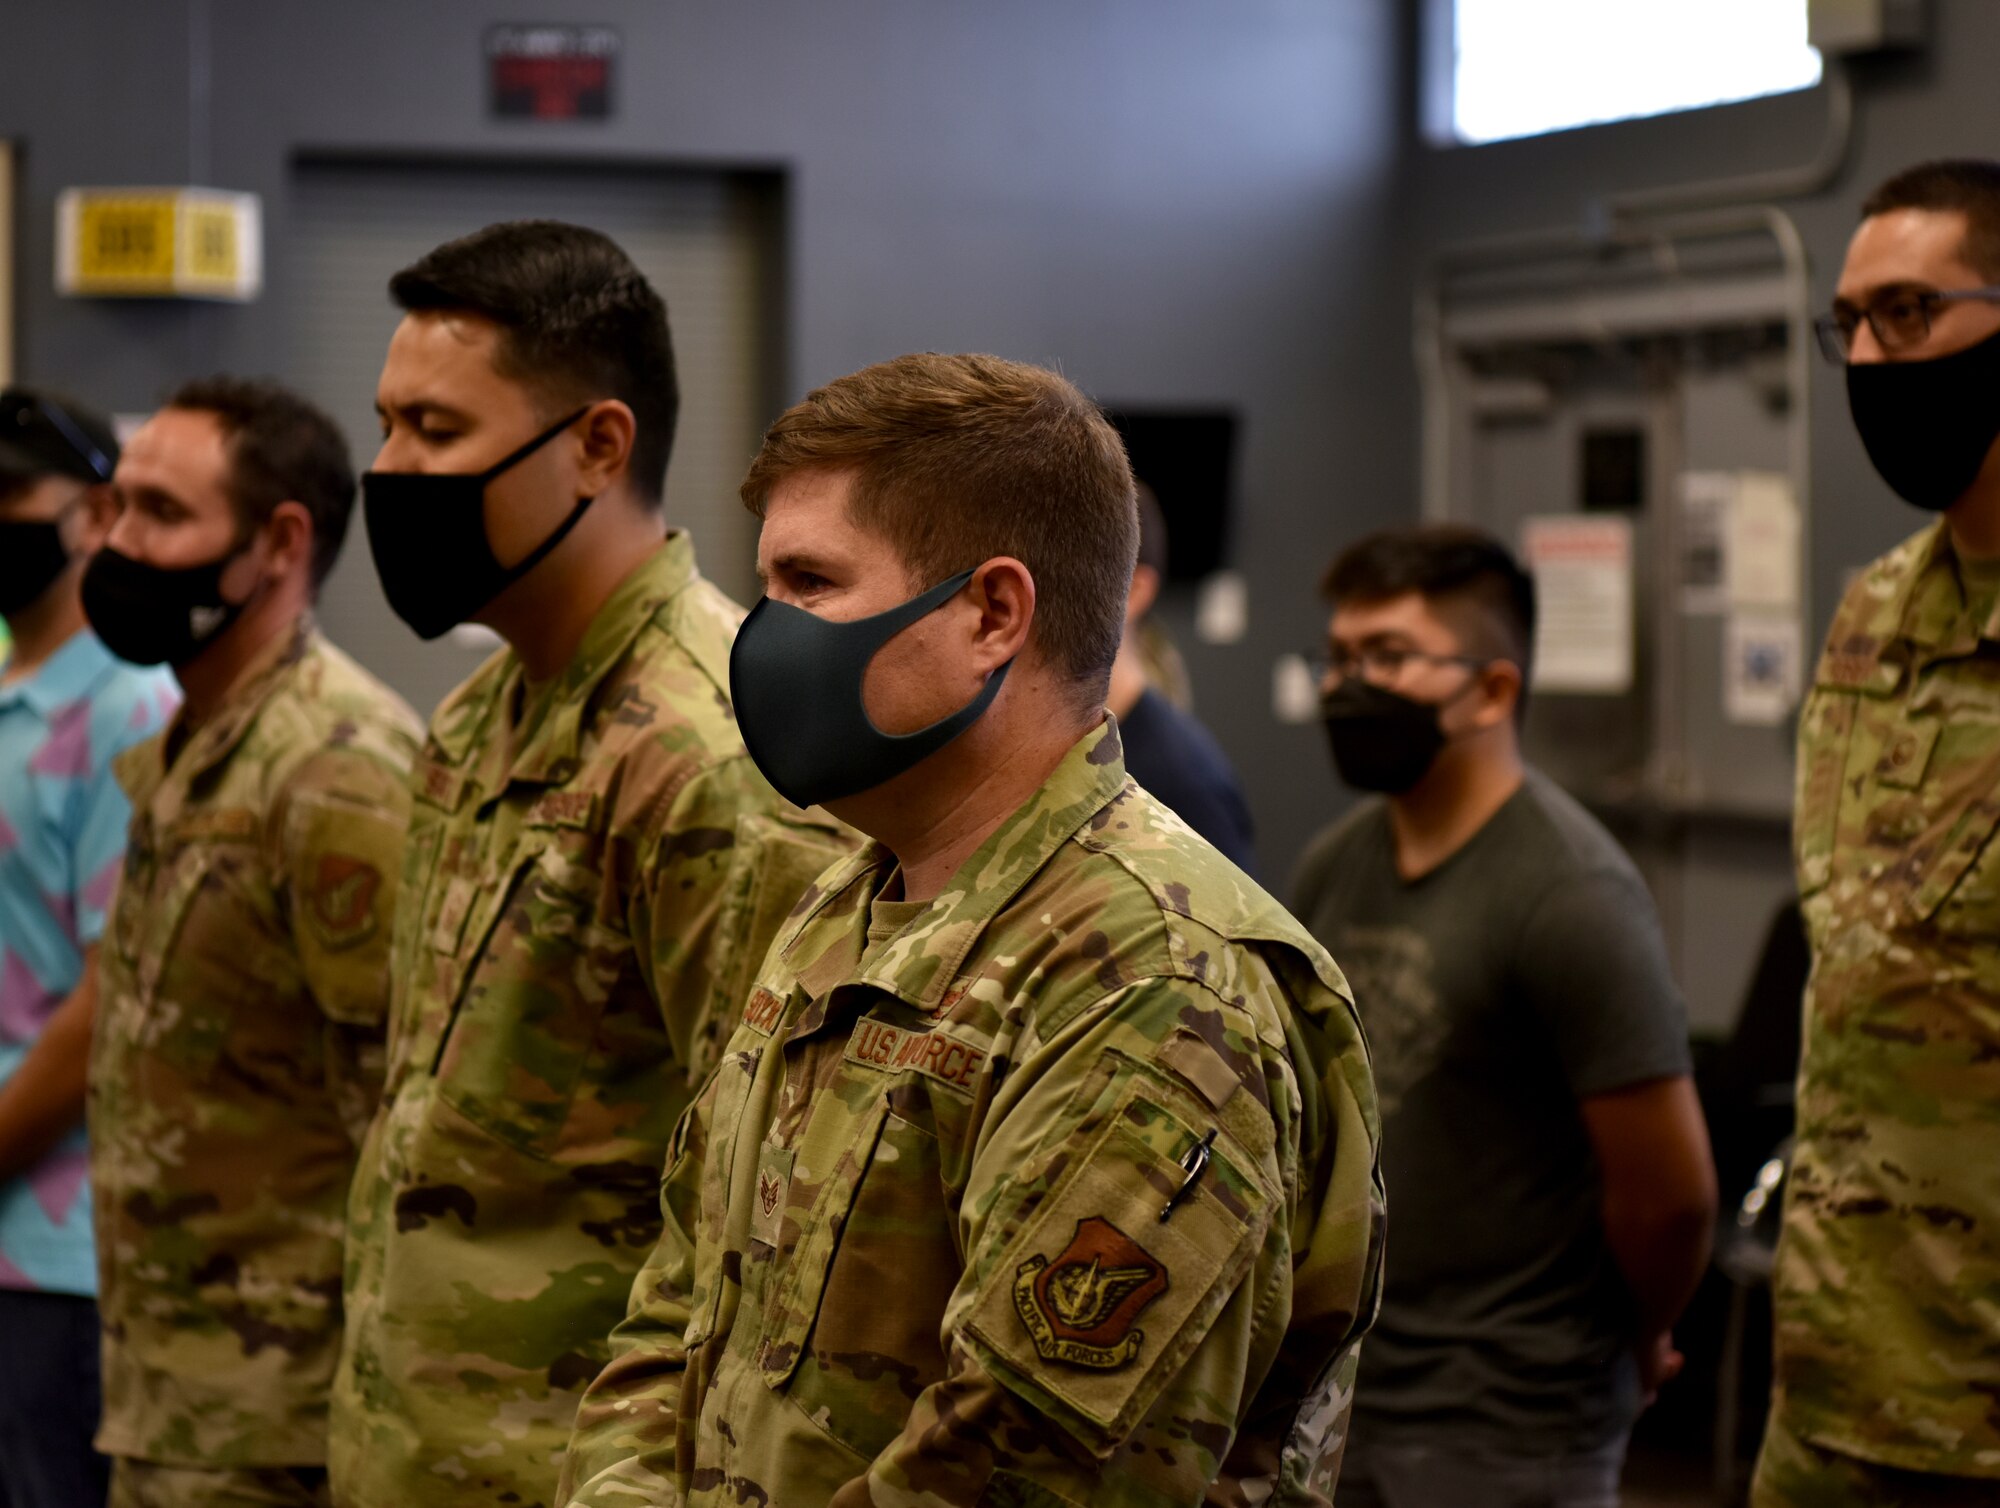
left=0, top=387, right=174, bottom=1507
left=1292, top=525, right=1714, bottom=1508
left=1755, top=160, right=2000, bottom=1508
left=84, top=378, right=420, bottom=1508
left=329, top=222, right=851, bottom=1508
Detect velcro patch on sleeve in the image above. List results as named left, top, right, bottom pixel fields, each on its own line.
left=309, top=853, right=384, bottom=950
left=964, top=1085, right=1273, bottom=1455
left=843, top=1016, right=987, bottom=1094
left=741, top=986, right=788, bottom=1036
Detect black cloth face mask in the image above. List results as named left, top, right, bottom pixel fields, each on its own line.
left=0, top=516, right=73, bottom=618
left=1847, top=325, right=2000, bottom=512
left=729, top=569, right=1015, bottom=809
left=1321, top=678, right=1468, bottom=795
left=81, top=545, right=251, bottom=667
left=363, top=408, right=593, bottom=640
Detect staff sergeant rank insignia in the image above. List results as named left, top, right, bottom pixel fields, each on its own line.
left=1013, top=1216, right=1168, bottom=1369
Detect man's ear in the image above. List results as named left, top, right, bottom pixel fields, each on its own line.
left=1125, top=563, right=1160, bottom=626
left=968, top=556, right=1036, bottom=675
left=1472, top=659, right=1524, bottom=730
left=575, top=399, right=637, bottom=499
left=264, top=500, right=317, bottom=584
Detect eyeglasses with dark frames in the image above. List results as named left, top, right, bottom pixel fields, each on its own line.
left=1814, top=285, right=2000, bottom=365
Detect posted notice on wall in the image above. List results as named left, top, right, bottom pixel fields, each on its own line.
left=1521, top=514, right=1634, bottom=695
left=1680, top=470, right=1802, bottom=616
left=1724, top=611, right=1803, bottom=726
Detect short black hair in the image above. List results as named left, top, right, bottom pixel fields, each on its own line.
left=165, top=376, right=355, bottom=589
left=1861, top=159, right=2000, bottom=280
left=1321, top=523, right=1537, bottom=682
left=389, top=220, right=678, bottom=504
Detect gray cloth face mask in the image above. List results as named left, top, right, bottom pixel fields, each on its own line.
left=728, top=569, right=1014, bottom=808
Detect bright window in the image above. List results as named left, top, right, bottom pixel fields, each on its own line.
left=1450, top=0, right=1823, bottom=146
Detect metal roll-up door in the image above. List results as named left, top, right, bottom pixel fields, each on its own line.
left=284, top=158, right=778, bottom=721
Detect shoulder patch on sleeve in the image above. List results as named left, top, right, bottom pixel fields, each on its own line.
left=965, top=1076, right=1276, bottom=1455
left=310, top=853, right=384, bottom=950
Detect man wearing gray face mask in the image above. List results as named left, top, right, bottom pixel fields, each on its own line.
left=1293, top=524, right=1714, bottom=1508
left=1757, top=159, right=2000, bottom=1507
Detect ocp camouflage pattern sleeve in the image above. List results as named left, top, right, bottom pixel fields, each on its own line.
left=560, top=718, right=1384, bottom=1507
left=1774, top=519, right=2000, bottom=1478
left=274, top=744, right=414, bottom=1143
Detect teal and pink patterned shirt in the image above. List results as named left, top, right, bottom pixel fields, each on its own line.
left=0, top=628, right=176, bottom=1295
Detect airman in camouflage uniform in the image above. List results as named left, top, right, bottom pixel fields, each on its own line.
left=332, top=533, right=851, bottom=1505
left=1764, top=519, right=2000, bottom=1497
left=92, top=622, right=418, bottom=1499
left=560, top=716, right=1383, bottom=1506
left=1757, top=159, right=2000, bottom=1505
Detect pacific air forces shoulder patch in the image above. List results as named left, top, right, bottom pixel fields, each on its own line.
left=1013, top=1216, right=1168, bottom=1370
left=310, top=853, right=383, bottom=950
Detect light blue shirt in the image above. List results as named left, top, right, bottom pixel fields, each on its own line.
left=0, top=628, right=176, bottom=1295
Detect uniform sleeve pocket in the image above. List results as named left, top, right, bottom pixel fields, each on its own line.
left=962, top=1087, right=1273, bottom=1458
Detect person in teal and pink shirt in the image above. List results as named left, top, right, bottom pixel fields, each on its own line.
left=0, top=387, right=176, bottom=1507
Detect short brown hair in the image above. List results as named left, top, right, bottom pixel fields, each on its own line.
left=165, top=376, right=356, bottom=589
left=741, top=353, right=1138, bottom=698
left=1861, top=159, right=2000, bottom=280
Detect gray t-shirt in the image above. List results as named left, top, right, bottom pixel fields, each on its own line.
left=1291, top=769, right=1691, bottom=1453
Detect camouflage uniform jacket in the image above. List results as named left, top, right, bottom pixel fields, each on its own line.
left=332, top=535, right=853, bottom=1507
left=91, top=623, right=419, bottom=1466
left=1779, top=519, right=2000, bottom=1476
left=560, top=718, right=1386, bottom=1508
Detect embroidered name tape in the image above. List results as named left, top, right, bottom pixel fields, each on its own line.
left=844, top=1017, right=986, bottom=1093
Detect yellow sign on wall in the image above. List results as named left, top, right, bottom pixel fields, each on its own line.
left=57, top=188, right=260, bottom=300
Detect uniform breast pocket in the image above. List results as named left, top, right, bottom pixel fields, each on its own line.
left=1887, top=720, right=2000, bottom=933
left=433, top=838, right=622, bottom=1158
left=115, top=824, right=269, bottom=1083
left=769, top=1104, right=958, bottom=1462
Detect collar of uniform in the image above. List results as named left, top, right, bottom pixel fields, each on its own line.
left=0, top=626, right=120, bottom=718
left=430, top=532, right=697, bottom=787
left=162, top=615, right=312, bottom=786
left=1885, top=520, right=1967, bottom=653
left=786, top=716, right=1131, bottom=1016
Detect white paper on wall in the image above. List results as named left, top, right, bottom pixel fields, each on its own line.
left=1725, top=472, right=1801, bottom=611
left=1521, top=514, right=1634, bottom=695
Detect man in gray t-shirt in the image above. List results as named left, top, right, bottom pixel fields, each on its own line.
left=1296, top=525, right=1716, bottom=1508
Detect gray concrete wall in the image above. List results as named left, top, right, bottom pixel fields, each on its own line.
left=0, top=0, right=1411, bottom=886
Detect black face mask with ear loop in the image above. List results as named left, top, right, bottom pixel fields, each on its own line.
left=0, top=518, right=73, bottom=617
left=728, top=570, right=1015, bottom=809
left=81, top=544, right=255, bottom=668
left=362, top=407, right=594, bottom=640
left=1320, top=668, right=1492, bottom=796
left=1846, top=326, right=2000, bottom=512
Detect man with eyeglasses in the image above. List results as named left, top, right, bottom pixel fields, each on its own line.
left=0, top=389, right=176, bottom=1507
left=1291, top=524, right=1714, bottom=1508
left=1758, top=159, right=2000, bottom=1507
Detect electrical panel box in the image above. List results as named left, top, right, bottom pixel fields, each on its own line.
left=1809, top=0, right=1925, bottom=54
left=1420, top=216, right=1814, bottom=1030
